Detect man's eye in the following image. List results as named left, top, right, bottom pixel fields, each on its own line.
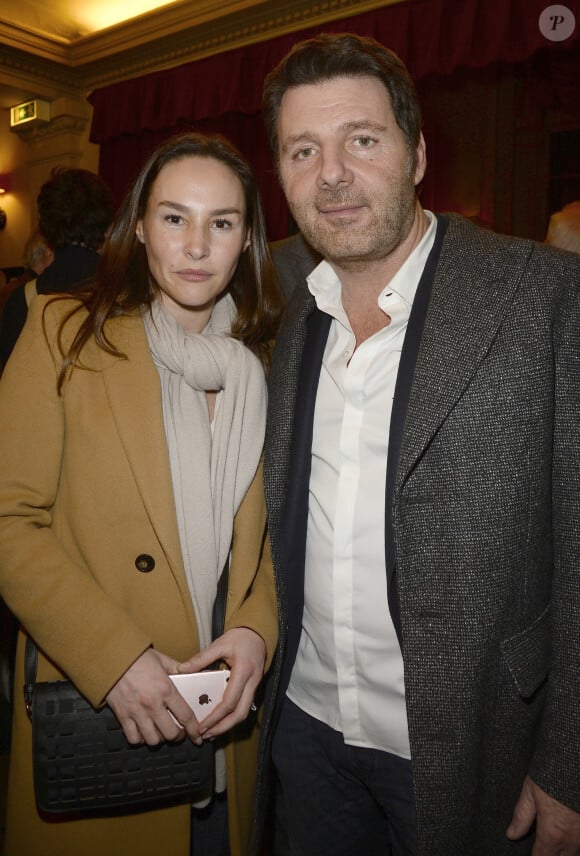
left=295, top=147, right=315, bottom=160
left=355, top=136, right=375, bottom=148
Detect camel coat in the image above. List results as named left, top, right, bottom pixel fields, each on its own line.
left=0, top=296, right=278, bottom=856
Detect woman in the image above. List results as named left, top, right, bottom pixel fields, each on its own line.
left=0, top=133, right=282, bottom=856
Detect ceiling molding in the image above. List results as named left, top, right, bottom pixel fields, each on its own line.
left=65, top=0, right=272, bottom=65
left=2, top=0, right=401, bottom=76
left=0, top=0, right=402, bottom=110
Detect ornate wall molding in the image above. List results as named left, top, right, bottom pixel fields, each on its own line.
left=11, top=113, right=89, bottom=144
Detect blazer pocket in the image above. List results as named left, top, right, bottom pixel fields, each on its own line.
left=499, top=605, right=550, bottom=698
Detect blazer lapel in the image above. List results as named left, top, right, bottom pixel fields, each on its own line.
left=385, top=215, right=448, bottom=639
left=280, top=305, right=331, bottom=568
left=270, top=289, right=331, bottom=696
left=396, top=217, right=535, bottom=494
left=98, top=313, right=187, bottom=586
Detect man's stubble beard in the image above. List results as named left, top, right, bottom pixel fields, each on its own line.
left=288, top=169, right=418, bottom=274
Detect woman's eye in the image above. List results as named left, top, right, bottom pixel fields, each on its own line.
left=213, top=218, right=232, bottom=230
left=164, top=214, right=184, bottom=225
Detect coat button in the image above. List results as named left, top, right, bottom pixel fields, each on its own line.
left=135, top=554, right=155, bottom=573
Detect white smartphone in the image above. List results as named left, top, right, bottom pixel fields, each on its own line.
left=169, top=670, right=230, bottom=722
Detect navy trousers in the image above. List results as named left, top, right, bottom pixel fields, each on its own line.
left=272, top=698, right=418, bottom=856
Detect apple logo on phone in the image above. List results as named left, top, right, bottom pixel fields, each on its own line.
left=198, top=694, right=211, bottom=706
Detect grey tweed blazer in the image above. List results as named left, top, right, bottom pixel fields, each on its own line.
left=260, top=214, right=580, bottom=855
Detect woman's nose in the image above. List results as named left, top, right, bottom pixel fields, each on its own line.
left=183, top=224, right=209, bottom=259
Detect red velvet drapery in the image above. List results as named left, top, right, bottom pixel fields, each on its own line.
left=89, top=0, right=580, bottom=239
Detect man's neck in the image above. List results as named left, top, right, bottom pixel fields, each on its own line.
left=335, top=204, right=429, bottom=348
left=336, top=204, right=429, bottom=305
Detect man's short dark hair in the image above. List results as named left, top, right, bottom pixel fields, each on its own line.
left=263, top=33, right=422, bottom=164
left=37, top=167, right=114, bottom=250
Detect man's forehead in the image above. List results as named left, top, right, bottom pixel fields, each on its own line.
left=278, top=76, right=394, bottom=137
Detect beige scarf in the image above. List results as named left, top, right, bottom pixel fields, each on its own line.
left=144, top=295, right=267, bottom=649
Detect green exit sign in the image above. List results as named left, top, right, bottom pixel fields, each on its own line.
left=10, top=99, right=50, bottom=128
left=17, top=103, right=35, bottom=121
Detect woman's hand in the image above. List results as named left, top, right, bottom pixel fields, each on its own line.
left=176, top=627, right=266, bottom=738
left=105, top=648, right=203, bottom=746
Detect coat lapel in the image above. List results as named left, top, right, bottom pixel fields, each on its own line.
left=396, top=216, right=535, bottom=494
left=98, top=313, right=187, bottom=588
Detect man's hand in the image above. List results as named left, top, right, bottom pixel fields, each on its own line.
left=177, top=627, right=266, bottom=738
left=106, top=648, right=202, bottom=746
left=506, top=775, right=580, bottom=855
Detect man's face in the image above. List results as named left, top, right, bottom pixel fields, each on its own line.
left=277, top=75, right=426, bottom=270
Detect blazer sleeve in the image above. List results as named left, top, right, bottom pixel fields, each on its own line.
left=0, top=297, right=153, bottom=706
left=529, top=276, right=580, bottom=812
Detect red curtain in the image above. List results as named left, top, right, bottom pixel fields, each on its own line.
left=89, top=0, right=580, bottom=239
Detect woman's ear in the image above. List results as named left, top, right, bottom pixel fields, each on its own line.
left=135, top=220, right=145, bottom=244
left=243, top=228, right=251, bottom=252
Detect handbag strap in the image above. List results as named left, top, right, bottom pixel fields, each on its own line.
left=24, top=558, right=230, bottom=718
left=24, top=636, right=36, bottom=718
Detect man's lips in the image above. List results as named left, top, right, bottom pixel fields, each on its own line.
left=317, top=203, right=365, bottom=217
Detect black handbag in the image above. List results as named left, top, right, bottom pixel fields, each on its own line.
left=24, top=565, right=229, bottom=817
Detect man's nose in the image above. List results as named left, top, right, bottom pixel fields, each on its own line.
left=317, top=144, right=353, bottom=189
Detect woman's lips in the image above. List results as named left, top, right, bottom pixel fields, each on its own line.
left=175, top=269, right=213, bottom=281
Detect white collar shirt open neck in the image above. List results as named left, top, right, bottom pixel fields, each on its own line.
left=286, top=211, right=436, bottom=758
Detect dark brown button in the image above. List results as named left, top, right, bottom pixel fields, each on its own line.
left=135, top=554, right=155, bottom=573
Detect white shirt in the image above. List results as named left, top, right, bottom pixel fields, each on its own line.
left=287, top=212, right=437, bottom=758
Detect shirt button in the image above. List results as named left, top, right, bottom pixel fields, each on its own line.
left=135, top=554, right=155, bottom=573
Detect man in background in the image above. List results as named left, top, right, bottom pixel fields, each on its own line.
left=0, top=167, right=114, bottom=370
left=545, top=200, right=580, bottom=253
left=0, top=230, right=54, bottom=327
left=270, top=232, right=320, bottom=299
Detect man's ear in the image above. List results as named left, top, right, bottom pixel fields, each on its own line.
left=414, top=133, right=427, bottom=187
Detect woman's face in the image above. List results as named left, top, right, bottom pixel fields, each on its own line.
left=136, top=155, right=250, bottom=332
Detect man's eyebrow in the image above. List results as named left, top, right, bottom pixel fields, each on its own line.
left=281, top=120, right=389, bottom=152
left=281, top=133, right=317, bottom=153
left=339, top=120, right=388, bottom=134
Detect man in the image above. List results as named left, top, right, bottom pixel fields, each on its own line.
left=259, top=33, right=580, bottom=856
left=545, top=200, right=580, bottom=253
left=270, top=232, right=320, bottom=299
left=0, top=230, right=54, bottom=328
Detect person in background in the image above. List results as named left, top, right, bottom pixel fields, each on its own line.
left=545, top=200, right=580, bottom=253
left=0, top=167, right=114, bottom=369
left=258, top=32, right=580, bottom=856
left=270, top=232, right=320, bottom=299
left=0, top=132, right=281, bottom=856
left=0, top=230, right=54, bottom=327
